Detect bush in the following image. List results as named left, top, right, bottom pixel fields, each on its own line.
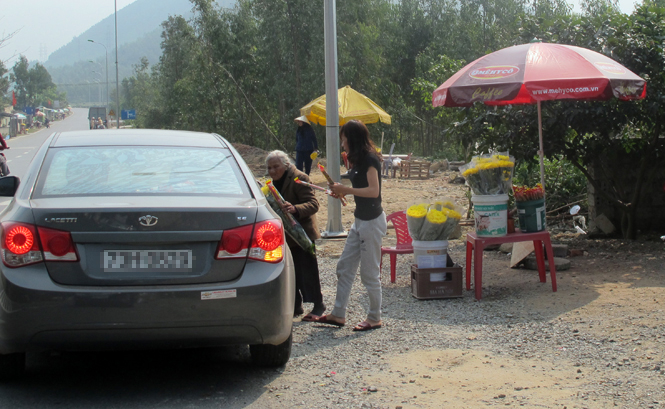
left=512, top=155, right=587, bottom=216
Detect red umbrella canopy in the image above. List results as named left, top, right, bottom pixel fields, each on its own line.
left=432, top=43, right=646, bottom=107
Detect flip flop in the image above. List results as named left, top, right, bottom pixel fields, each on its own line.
left=352, top=321, right=382, bottom=332
left=316, top=315, right=345, bottom=327
left=302, top=313, right=321, bottom=322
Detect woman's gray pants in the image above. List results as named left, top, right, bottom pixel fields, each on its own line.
left=331, top=212, right=387, bottom=322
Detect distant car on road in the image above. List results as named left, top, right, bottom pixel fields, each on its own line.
left=0, top=129, right=295, bottom=379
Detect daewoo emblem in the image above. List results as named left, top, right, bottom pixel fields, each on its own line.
left=470, top=65, right=520, bottom=80
left=139, top=215, right=159, bottom=227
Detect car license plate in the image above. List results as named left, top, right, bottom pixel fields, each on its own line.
left=102, top=250, right=193, bottom=272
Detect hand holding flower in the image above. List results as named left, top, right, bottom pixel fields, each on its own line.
left=283, top=201, right=296, bottom=214
left=328, top=182, right=348, bottom=198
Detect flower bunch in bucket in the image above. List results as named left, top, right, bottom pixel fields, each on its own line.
left=406, top=199, right=463, bottom=241
left=513, top=183, right=544, bottom=202
left=460, top=152, right=515, bottom=195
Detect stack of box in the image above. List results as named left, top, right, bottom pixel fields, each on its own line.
left=411, top=264, right=463, bottom=300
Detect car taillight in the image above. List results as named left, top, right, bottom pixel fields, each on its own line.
left=216, top=224, right=253, bottom=259
left=1, top=223, right=79, bottom=267
left=37, top=226, right=78, bottom=261
left=1, top=222, right=43, bottom=267
left=249, top=220, right=284, bottom=263
left=216, top=219, right=284, bottom=263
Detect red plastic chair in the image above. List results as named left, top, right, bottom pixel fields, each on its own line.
left=381, top=211, right=414, bottom=283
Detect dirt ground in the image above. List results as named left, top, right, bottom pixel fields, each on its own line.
left=236, top=144, right=665, bottom=408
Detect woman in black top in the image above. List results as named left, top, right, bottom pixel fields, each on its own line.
left=316, top=120, right=387, bottom=331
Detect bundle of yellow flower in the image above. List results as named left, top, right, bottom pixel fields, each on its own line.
left=406, top=199, right=464, bottom=241
left=406, top=203, right=428, bottom=239
left=460, top=152, right=515, bottom=195
left=439, top=203, right=462, bottom=239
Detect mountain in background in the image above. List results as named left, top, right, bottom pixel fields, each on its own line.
left=45, top=0, right=195, bottom=68
left=48, top=0, right=235, bottom=105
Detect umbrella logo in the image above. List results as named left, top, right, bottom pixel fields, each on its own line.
left=433, top=91, right=447, bottom=105
left=594, top=62, right=626, bottom=75
left=469, top=65, right=520, bottom=80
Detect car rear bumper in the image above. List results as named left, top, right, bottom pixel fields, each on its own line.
left=0, top=257, right=294, bottom=354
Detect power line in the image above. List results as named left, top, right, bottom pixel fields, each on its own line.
left=55, top=82, right=109, bottom=87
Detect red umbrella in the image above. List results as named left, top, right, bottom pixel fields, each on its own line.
left=432, top=42, right=646, bottom=188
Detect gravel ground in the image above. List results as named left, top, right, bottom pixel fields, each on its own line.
left=241, top=160, right=665, bottom=408
left=243, top=232, right=665, bottom=409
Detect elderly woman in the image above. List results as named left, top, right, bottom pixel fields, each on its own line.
left=265, top=150, right=326, bottom=320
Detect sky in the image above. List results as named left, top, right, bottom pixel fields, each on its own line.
left=1, top=0, right=641, bottom=66
left=0, top=0, right=138, bottom=65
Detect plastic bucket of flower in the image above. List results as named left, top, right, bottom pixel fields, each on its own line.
left=513, top=184, right=546, bottom=232
left=460, top=152, right=515, bottom=237
left=412, top=240, right=448, bottom=268
left=471, top=194, right=509, bottom=237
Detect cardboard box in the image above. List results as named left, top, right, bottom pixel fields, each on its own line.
left=411, top=264, right=463, bottom=300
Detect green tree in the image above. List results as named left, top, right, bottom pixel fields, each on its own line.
left=11, top=56, right=61, bottom=108
left=0, top=61, right=9, bottom=111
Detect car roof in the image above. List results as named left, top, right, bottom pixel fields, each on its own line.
left=51, top=129, right=228, bottom=148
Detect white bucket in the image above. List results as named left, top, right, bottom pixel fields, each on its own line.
left=471, top=194, right=509, bottom=237
left=412, top=240, right=448, bottom=269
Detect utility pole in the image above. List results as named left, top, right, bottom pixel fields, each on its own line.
left=321, top=0, right=344, bottom=237
left=115, top=0, right=121, bottom=129
left=87, top=41, right=110, bottom=120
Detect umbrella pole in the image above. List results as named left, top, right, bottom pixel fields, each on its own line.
left=537, top=101, right=546, bottom=198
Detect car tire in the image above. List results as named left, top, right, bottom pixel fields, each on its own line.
left=250, top=332, right=292, bottom=367
left=0, top=353, right=25, bottom=381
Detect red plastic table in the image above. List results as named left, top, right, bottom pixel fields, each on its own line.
left=465, top=230, right=557, bottom=300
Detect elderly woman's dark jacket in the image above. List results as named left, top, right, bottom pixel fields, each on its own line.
left=278, top=165, right=320, bottom=242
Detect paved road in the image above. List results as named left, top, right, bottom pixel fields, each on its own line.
left=4, top=108, right=90, bottom=180
left=0, top=110, right=266, bottom=408
left=1, top=109, right=89, bottom=209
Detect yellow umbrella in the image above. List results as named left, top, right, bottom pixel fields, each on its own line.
left=300, top=85, right=391, bottom=126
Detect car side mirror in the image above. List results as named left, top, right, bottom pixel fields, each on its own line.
left=0, top=176, right=20, bottom=197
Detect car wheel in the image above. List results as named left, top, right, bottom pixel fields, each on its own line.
left=250, top=332, right=292, bottom=367
left=0, top=353, right=25, bottom=381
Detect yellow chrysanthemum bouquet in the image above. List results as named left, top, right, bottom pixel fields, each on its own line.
left=460, top=152, right=515, bottom=195
left=406, top=199, right=463, bottom=241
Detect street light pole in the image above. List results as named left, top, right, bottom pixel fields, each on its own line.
left=114, top=0, right=120, bottom=129
left=87, top=40, right=109, bottom=118
left=85, top=80, right=91, bottom=106
left=92, top=73, right=102, bottom=104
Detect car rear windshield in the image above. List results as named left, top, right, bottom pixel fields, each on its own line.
left=33, top=146, right=250, bottom=198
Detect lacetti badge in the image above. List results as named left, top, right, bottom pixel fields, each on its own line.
left=44, top=217, right=77, bottom=223
left=595, top=62, right=626, bottom=75
left=470, top=66, right=520, bottom=80
left=139, top=215, right=159, bottom=227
